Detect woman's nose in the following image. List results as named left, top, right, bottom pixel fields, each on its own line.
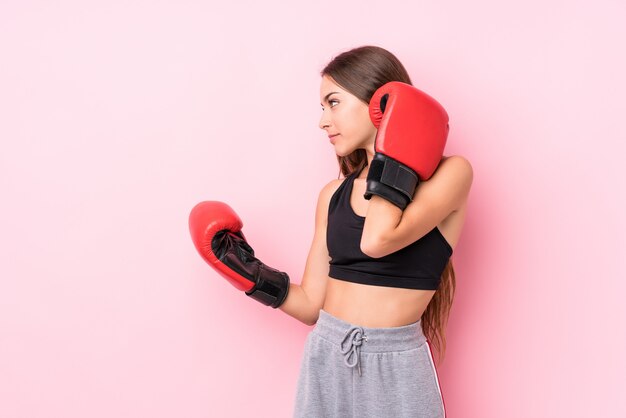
left=319, top=113, right=330, bottom=130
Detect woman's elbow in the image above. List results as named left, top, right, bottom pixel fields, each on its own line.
left=360, top=238, right=386, bottom=259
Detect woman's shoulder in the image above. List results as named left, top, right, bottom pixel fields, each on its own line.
left=446, top=155, right=474, bottom=178
left=317, top=170, right=358, bottom=210
left=437, top=154, right=473, bottom=183
left=416, top=153, right=473, bottom=212
left=311, top=177, right=346, bottom=225
left=319, top=176, right=345, bottom=201
left=441, top=154, right=472, bottom=169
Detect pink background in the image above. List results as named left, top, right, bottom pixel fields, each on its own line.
left=1, top=1, right=625, bottom=417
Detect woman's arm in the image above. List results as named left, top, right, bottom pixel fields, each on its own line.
left=279, top=283, right=319, bottom=326
left=279, top=179, right=339, bottom=325
left=360, top=155, right=473, bottom=258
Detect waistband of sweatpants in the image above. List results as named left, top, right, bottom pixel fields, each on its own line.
left=313, top=309, right=427, bottom=353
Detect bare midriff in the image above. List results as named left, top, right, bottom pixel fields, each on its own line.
left=321, top=278, right=437, bottom=327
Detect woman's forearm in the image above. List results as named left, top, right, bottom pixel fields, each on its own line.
left=278, top=283, right=319, bottom=326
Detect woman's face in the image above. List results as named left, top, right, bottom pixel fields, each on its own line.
left=319, top=75, right=377, bottom=156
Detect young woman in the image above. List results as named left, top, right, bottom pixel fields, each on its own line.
left=188, top=45, right=472, bottom=418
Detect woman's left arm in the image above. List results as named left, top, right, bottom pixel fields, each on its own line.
left=360, top=155, right=473, bottom=258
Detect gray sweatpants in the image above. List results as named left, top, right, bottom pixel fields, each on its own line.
left=294, top=309, right=446, bottom=418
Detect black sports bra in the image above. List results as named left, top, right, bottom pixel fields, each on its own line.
left=326, top=166, right=453, bottom=290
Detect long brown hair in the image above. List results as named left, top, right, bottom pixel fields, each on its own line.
left=320, top=45, right=456, bottom=365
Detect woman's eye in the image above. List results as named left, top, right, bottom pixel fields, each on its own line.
left=321, top=100, right=339, bottom=111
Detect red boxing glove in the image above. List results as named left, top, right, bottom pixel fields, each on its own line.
left=364, top=81, right=449, bottom=210
left=188, top=201, right=290, bottom=308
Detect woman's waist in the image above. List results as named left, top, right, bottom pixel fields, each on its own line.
left=323, top=277, right=435, bottom=327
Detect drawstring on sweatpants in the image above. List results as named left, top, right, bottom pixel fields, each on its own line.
left=340, top=326, right=368, bottom=376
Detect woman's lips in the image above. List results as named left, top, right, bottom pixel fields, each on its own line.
left=329, top=134, right=339, bottom=144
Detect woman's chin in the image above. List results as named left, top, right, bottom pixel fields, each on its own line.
left=333, top=145, right=354, bottom=157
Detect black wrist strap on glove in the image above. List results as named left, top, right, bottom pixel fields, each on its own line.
left=213, top=231, right=290, bottom=308
left=245, top=264, right=290, bottom=308
left=363, top=153, right=419, bottom=211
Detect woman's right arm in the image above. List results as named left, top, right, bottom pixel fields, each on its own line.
left=279, top=179, right=339, bottom=326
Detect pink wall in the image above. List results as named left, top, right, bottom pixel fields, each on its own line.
left=1, top=1, right=624, bottom=417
